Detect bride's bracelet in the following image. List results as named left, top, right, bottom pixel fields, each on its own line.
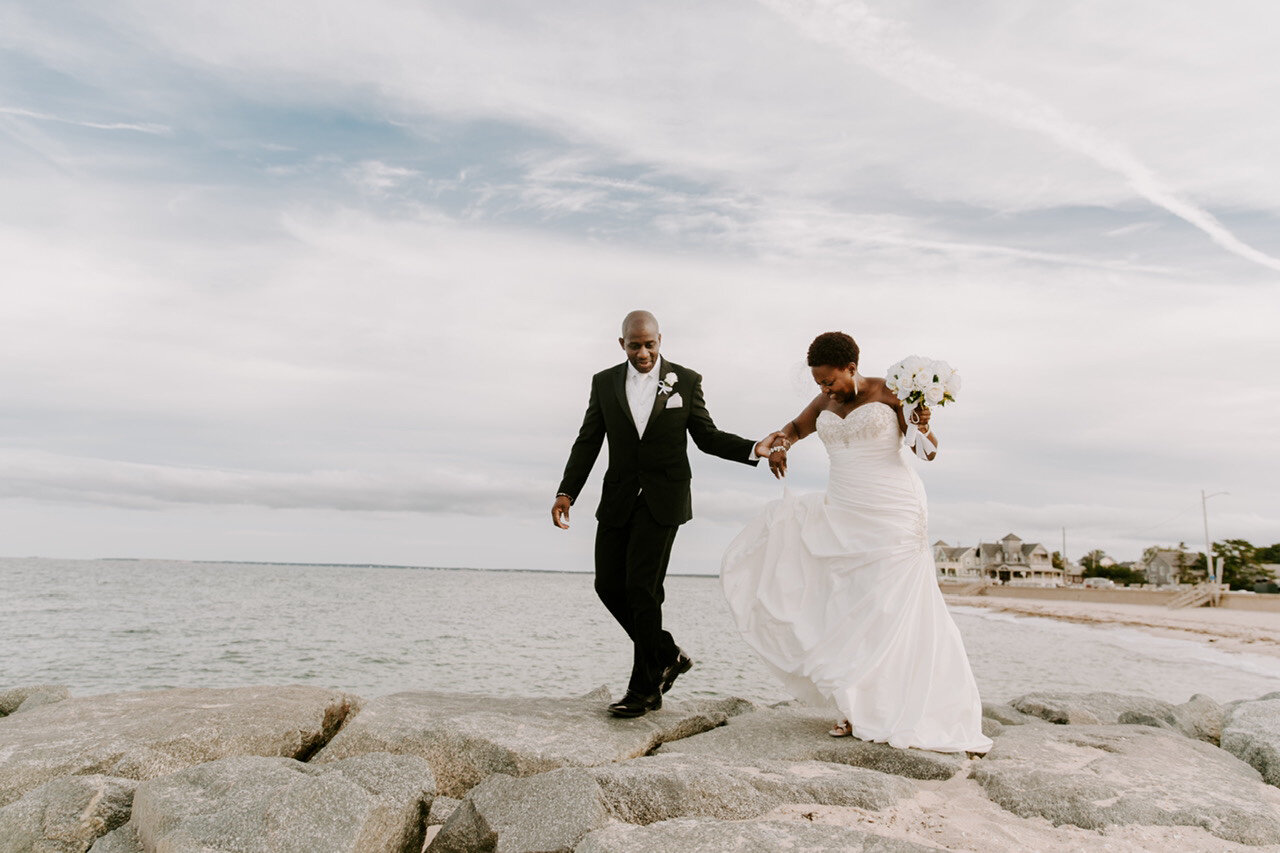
left=768, top=446, right=788, bottom=455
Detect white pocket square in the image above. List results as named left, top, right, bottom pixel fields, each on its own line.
left=665, top=393, right=683, bottom=408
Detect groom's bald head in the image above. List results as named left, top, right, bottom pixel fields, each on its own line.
left=619, top=310, right=661, bottom=373
left=621, top=310, right=659, bottom=338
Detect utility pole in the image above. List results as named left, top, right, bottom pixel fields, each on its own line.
left=1202, top=489, right=1228, bottom=584
left=1061, top=527, right=1068, bottom=582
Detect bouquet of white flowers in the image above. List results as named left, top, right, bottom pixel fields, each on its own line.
left=884, top=356, right=960, bottom=459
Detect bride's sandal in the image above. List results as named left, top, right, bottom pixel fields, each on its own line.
left=828, top=720, right=852, bottom=737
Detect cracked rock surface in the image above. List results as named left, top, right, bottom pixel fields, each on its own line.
left=0, top=686, right=361, bottom=807
left=312, top=686, right=732, bottom=797
left=92, top=753, right=433, bottom=853
left=587, top=752, right=915, bottom=824
left=428, top=769, right=609, bottom=853
left=972, top=723, right=1280, bottom=845
left=0, top=774, right=137, bottom=853
left=659, top=705, right=968, bottom=781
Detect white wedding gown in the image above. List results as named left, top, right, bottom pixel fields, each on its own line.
left=721, top=402, right=992, bottom=753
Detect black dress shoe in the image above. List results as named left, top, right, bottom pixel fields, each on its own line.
left=608, top=690, right=662, bottom=718
left=659, top=651, right=693, bottom=694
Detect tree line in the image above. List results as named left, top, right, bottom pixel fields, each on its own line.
left=1055, top=541, right=1279, bottom=590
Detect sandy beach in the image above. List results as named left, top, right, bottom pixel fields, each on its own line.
left=945, top=594, right=1280, bottom=659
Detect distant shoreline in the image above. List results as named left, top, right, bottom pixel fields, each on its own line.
left=74, top=558, right=723, bottom=578
left=9, top=554, right=732, bottom=579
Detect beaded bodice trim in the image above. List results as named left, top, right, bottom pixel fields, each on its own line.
left=815, top=403, right=899, bottom=448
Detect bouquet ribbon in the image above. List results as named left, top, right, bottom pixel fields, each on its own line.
left=902, top=402, right=934, bottom=460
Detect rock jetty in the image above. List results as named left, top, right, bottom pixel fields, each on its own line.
left=2, top=685, right=1280, bottom=851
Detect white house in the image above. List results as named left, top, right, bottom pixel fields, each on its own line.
left=935, top=533, right=1061, bottom=585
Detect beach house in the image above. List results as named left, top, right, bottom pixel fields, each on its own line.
left=1136, top=546, right=1198, bottom=587
left=934, top=533, right=1061, bottom=585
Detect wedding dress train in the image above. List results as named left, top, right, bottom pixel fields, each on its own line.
left=721, top=402, right=991, bottom=753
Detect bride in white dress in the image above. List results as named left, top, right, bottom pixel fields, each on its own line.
left=721, top=332, right=991, bottom=754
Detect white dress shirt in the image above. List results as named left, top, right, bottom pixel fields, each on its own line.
left=624, top=357, right=760, bottom=460
left=626, top=357, right=663, bottom=436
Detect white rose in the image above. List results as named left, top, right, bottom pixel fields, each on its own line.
left=664, top=372, right=677, bottom=385
left=944, top=370, right=961, bottom=396
left=924, top=383, right=946, bottom=405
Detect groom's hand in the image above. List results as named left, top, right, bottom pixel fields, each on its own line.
left=552, top=494, right=572, bottom=529
left=756, top=432, right=789, bottom=479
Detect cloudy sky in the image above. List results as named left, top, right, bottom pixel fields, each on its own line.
left=2, top=0, right=1277, bottom=572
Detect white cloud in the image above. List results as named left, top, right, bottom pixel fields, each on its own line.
left=345, top=160, right=420, bottom=194
left=0, top=450, right=544, bottom=514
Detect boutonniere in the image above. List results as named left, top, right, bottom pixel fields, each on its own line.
left=657, top=372, right=678, bottom=396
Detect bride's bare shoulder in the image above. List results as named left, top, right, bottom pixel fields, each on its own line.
left=862, top=377, right=901, bottom=408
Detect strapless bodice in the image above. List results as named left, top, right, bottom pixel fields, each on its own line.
left=816, top=403, right=901, bottom=452
left=814, top=403, right=922, bottom=522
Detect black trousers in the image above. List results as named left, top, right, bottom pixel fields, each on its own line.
left=594, top=498, right=681, bottom=694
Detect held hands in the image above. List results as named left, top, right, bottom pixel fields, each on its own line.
left=551, top=494, right=572, bottom=529
left=755, top=431, right=790, bottom=479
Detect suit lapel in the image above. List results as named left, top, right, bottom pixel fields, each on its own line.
left=642, top=361, right=672, bottom=439
left=612, top=363, right=636, bottom=432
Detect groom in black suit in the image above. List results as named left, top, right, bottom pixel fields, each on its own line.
left=552, top=310, right=779, bottom=717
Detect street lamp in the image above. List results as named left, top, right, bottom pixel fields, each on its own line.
left=1201, top=489, right=1228, bottom=585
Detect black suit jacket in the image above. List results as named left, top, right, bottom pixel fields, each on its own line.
left=557, top=359, right=758, bottom=527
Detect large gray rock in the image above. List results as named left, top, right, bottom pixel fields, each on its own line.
left=658, top=706, right=967, bottom=781
left=972, top=723, right=1280, bottom=845
left=678, top=696, right=758, bottom=718
left=587, top=752, right=914, bottom=824
left=0, top=685, right=70, bottom=717
left=1118, top=693, right=1224, bottom=744
left=86, top=825, right=140, bottom=853
left=426, top=796, right=462, bottom=826
left=576, top=817, right=941, bottom=852
left=1010, top=691, right=1174, bottom=725
left=312, top=687, right=730, bottom=797
left=1222, top=695, right=1280, bottom=786
left=981, top=702, right=1044, bottom=726
left=428, top=769, right=609, bottom=853
left=0, top=775, right=136, bottom=853
left=113, top=753, right=432, bottom=852
left=0, top=686, right=360, bottom=807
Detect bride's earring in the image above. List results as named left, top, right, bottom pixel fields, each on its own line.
left=851, top=369, right=859, bottom=396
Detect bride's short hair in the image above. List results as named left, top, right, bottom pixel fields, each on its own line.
left=807, top=332, right=860, bottom=368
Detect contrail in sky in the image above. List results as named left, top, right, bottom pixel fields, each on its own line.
left=0, top=106, right=170, bottom=135
left=762, top=0, right=1280, bottom=275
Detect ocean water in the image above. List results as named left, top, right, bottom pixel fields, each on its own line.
left=3, top=557, right=1278, bottom=706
